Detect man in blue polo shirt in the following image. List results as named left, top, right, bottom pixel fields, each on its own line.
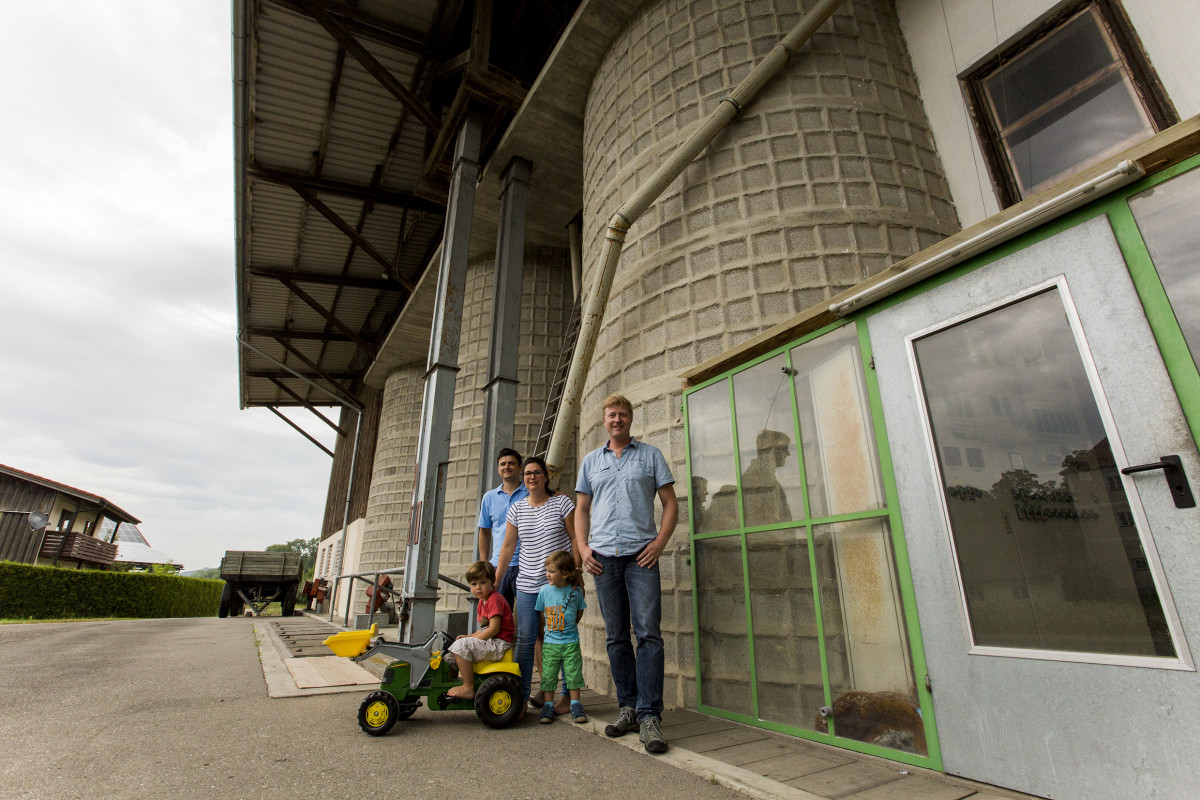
left=477, top=447, right=526, bottom=608
left=575, top=394, right=678, bottom=754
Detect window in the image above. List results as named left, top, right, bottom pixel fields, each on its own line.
left=1128, top=167, right=1200, bottom=372
left=686, top=324, right=927, bottom=756
left=913, top=287, right=1175, bottom=657
left=966, top=1, right=1175, bottom=206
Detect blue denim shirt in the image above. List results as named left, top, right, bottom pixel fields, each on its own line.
left=477, top=483, right=528, bottom=566
left=575, top=437, right=674, bottom=556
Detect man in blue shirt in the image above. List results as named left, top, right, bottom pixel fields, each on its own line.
left=477, top=448, right=527, bottom=608
left=575, top=394, right=678, bottom=754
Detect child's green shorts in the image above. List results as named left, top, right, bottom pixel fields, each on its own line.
left=540, top=641, right=584, bottom=691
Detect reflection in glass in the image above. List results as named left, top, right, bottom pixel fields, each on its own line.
left=747, top=528, right=824, bottom=730
left=731, top=355, right=803, bottom=527
left=695, top=536, right=752, bottom=715
left=687, top=379, right=739, bottom=533
left=1129, top=168, right=1200, bottom=370
left=981, top=6, right=1154, bottom=196
left=914, top=289, right=1175, bottom=657
left=813, top=518, right=922, bottom=754
left=791, top=325, right=884, bottom=518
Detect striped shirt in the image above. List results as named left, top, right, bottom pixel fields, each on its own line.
left=506, top=493, right=575, bottom=594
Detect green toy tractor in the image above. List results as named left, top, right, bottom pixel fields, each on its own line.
left=325, top=624, right=523, bottom=735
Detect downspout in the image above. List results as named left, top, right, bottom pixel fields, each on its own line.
left=232, top=0, right=252, bottom=409
left=567, top=215, right=583, bottom=302
left=545, top=0, right=848, bottom=481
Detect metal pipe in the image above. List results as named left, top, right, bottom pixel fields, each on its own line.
left=829, top=159, right=1146, bottom=315
left=232, top=0, right=252, bottom=410
left=830, top=159, right=1147, bottom=316
left=567, top=216, right=582, bottom=302
left=544, top=0, right=848, bottom=481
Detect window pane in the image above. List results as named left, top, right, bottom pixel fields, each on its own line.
left=983, top=8, right=1115, bottom=128
left=1128, top=167, right=1200, bottom=370
left=975, top=5, right=1156, bottom=200
left=687, top=379, right=739, bottom=533
left=814, top=518, right=924, bottom=754
left=791, top=325, right=885, bottom=518
left=913, top=289, right=1175, bottom=657
left=695, top=535, right=752, bottom=715
left=747, top=528, right=824, bottom=730
left=1005, top=77, right=1150, bottom=195
left=732, top=354, right=804, bottom=527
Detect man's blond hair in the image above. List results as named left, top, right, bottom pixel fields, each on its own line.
left=602, top=394, right=633, bottom=416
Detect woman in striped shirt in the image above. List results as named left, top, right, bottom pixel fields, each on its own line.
left=496, top=456, right=579, bottom=712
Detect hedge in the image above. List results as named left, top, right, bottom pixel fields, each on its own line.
left=0, top=562, right=223, bottom=620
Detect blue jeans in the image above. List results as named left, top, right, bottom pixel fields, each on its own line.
left=514, top=589, right=567, bottom=704
left=592, top=551, right=664, bottom=721
left=496, top=563, right=518, bottom=610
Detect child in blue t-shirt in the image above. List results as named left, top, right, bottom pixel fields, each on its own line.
left=535, top=550, right=588, bottom=724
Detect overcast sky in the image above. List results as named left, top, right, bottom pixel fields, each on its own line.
left=1, top=3, right=337, bottom=570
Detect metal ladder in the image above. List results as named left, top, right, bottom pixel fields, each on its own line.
left=533, top=300, right=582, bottom=459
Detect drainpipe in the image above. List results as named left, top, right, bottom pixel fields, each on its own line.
left=544, top=0, right=848, bottom=481
left=567, top=215, right=583, bottom=302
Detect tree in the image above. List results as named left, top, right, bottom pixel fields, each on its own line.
left=267, top=538, right=318, bottom=582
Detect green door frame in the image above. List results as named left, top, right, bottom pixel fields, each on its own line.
left=684, top=318, right=942, bottom=769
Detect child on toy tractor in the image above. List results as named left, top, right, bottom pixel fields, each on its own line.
left=446, top=560, right=516, bottom=701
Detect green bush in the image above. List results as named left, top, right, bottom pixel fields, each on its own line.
left=0, top=561, right=223, bottom=620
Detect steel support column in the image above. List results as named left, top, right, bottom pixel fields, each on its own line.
left=477, top=157, right=530, bottom=503
left=400, top=113, right=482, bottom=643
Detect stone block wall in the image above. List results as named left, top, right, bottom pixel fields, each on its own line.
left=359, top=247, right=575, bottom=612
left=360, top=366, right=424, bottom=571
left=577, top=0, right=960, bottom=709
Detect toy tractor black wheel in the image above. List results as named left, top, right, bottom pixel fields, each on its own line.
left=394, top=702, right=420, bottom=720
left=218, top=582, right=232, bottom=618
left=281, top=583, right=297, bottom=617
left=474, top=674, right=523, bottom=729
left=358, top=691, right=401, bottom=736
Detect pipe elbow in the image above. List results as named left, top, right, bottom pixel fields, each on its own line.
left=607, top=211, right=631, bottom=234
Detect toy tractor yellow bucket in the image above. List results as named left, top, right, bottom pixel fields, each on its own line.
left=323, top=623, right=377, bottom=658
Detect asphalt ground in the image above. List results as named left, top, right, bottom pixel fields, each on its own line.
left=0, top=617, right=746, bottom=800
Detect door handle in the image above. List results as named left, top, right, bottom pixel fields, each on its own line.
left=1121, top=455, right=1196, bottom=509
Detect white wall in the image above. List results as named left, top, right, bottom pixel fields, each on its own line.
left=896, top=0, right=1200, bottom=227
left=315, top=517, right=366, bottom=622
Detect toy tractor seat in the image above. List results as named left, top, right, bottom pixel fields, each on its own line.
left=475, top=646, right=519, bottom=677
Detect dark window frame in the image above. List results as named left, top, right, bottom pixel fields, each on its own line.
left=963, top=0, right=1176, bottom=207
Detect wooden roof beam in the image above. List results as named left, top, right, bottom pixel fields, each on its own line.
left=291, top=185, right=416, bottom=292
left=274, top=275, right=379, bottom=357
left=249, top=165, right=444, bottom=211
left=247, top=369, right=357, bottom=380
left=271, top=334, right=359, bottom=401
left=266, top=377, right=348, bottom=437
left=245, top=327, right=353, bottom=343
left=297, top=0, right=443, bottom=135
left=268, top=0, right=439, bottom=59
left=249, top=266, right=406, bottom=291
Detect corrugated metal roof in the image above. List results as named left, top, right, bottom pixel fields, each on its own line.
left=234, top=0, right=582, bottom=409
left=236, top=0, right=445, bottom=410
